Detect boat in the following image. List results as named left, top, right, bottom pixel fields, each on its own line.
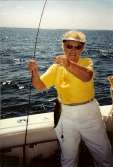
left=0, top=76, right=113, bottom=167
left=0, top=105, right=113, bottom=166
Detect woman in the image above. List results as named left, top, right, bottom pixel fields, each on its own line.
left=28, top=31, right=113, bottom=167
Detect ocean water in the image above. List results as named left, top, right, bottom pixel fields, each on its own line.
left=0, top=27, right=113, bottom=119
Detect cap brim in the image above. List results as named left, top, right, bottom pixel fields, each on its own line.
left=63, top=37, right=86, bottom=43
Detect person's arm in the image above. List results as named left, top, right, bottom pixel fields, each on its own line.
left=55, top=55, right=93, bottom=82
left=67, top=60, right=93, bottom=82
left=32, top=69, right=46, bottom=90
left=28, top=59, right=46, bottom=91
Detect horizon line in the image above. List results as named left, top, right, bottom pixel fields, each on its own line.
left=0, top=26, right=113, bottom=31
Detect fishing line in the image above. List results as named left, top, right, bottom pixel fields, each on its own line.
left=23, top=0, right=48, bottom=164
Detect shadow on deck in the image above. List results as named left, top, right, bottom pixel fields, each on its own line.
left=0, top=147, right=93, bottom=167
left=0, top=131, right=113, bottom=167
left=28, top=142, right=94, bottom=167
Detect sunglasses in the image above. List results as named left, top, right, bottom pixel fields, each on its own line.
left=64, top=43, right=84, bottom=50
left=65, top=44, right=83, bottom=50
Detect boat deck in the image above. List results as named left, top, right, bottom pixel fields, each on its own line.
left=0, top=136, right=112, bottom=167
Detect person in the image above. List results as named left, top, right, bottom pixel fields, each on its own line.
left=28, top=31, right=113, bottom=167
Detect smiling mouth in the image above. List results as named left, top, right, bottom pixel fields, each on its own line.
left=69, top=54, right=77, bottom=57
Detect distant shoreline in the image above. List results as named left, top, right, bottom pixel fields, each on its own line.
left=0, top=27, right=113, bottom=31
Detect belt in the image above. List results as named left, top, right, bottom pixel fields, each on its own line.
left=66, top=98, right=94, bottom=106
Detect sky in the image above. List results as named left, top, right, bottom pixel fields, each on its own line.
left=0, top=0, right=113, bottom=30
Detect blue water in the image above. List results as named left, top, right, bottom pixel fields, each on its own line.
left=0, top=27, right=113, bottom=119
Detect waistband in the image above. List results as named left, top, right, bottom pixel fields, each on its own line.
left=64, top=98, right=94, bottom=106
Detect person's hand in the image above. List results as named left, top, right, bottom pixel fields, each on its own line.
left=28, top=59, right=38, bottom=74
left=54, top=55, right=69, bottom=68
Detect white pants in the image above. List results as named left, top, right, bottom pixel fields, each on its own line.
left=55, top=99, right=113, bottom=167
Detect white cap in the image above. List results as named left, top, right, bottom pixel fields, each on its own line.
left=63, top=31, right=86, bottom=43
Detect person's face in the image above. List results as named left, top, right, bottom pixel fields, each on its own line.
left=63, top=40, right=84, bottom=62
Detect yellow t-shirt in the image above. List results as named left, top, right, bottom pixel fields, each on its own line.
left=40, top=58, right=95, bottom=104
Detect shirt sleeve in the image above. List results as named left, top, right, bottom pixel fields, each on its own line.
left=40, top=64, right=57, bottom=89
left=82, top=58, right=93, bottom=71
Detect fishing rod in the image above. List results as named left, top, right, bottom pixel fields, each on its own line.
left=22, top=0, right=48, bottom=165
